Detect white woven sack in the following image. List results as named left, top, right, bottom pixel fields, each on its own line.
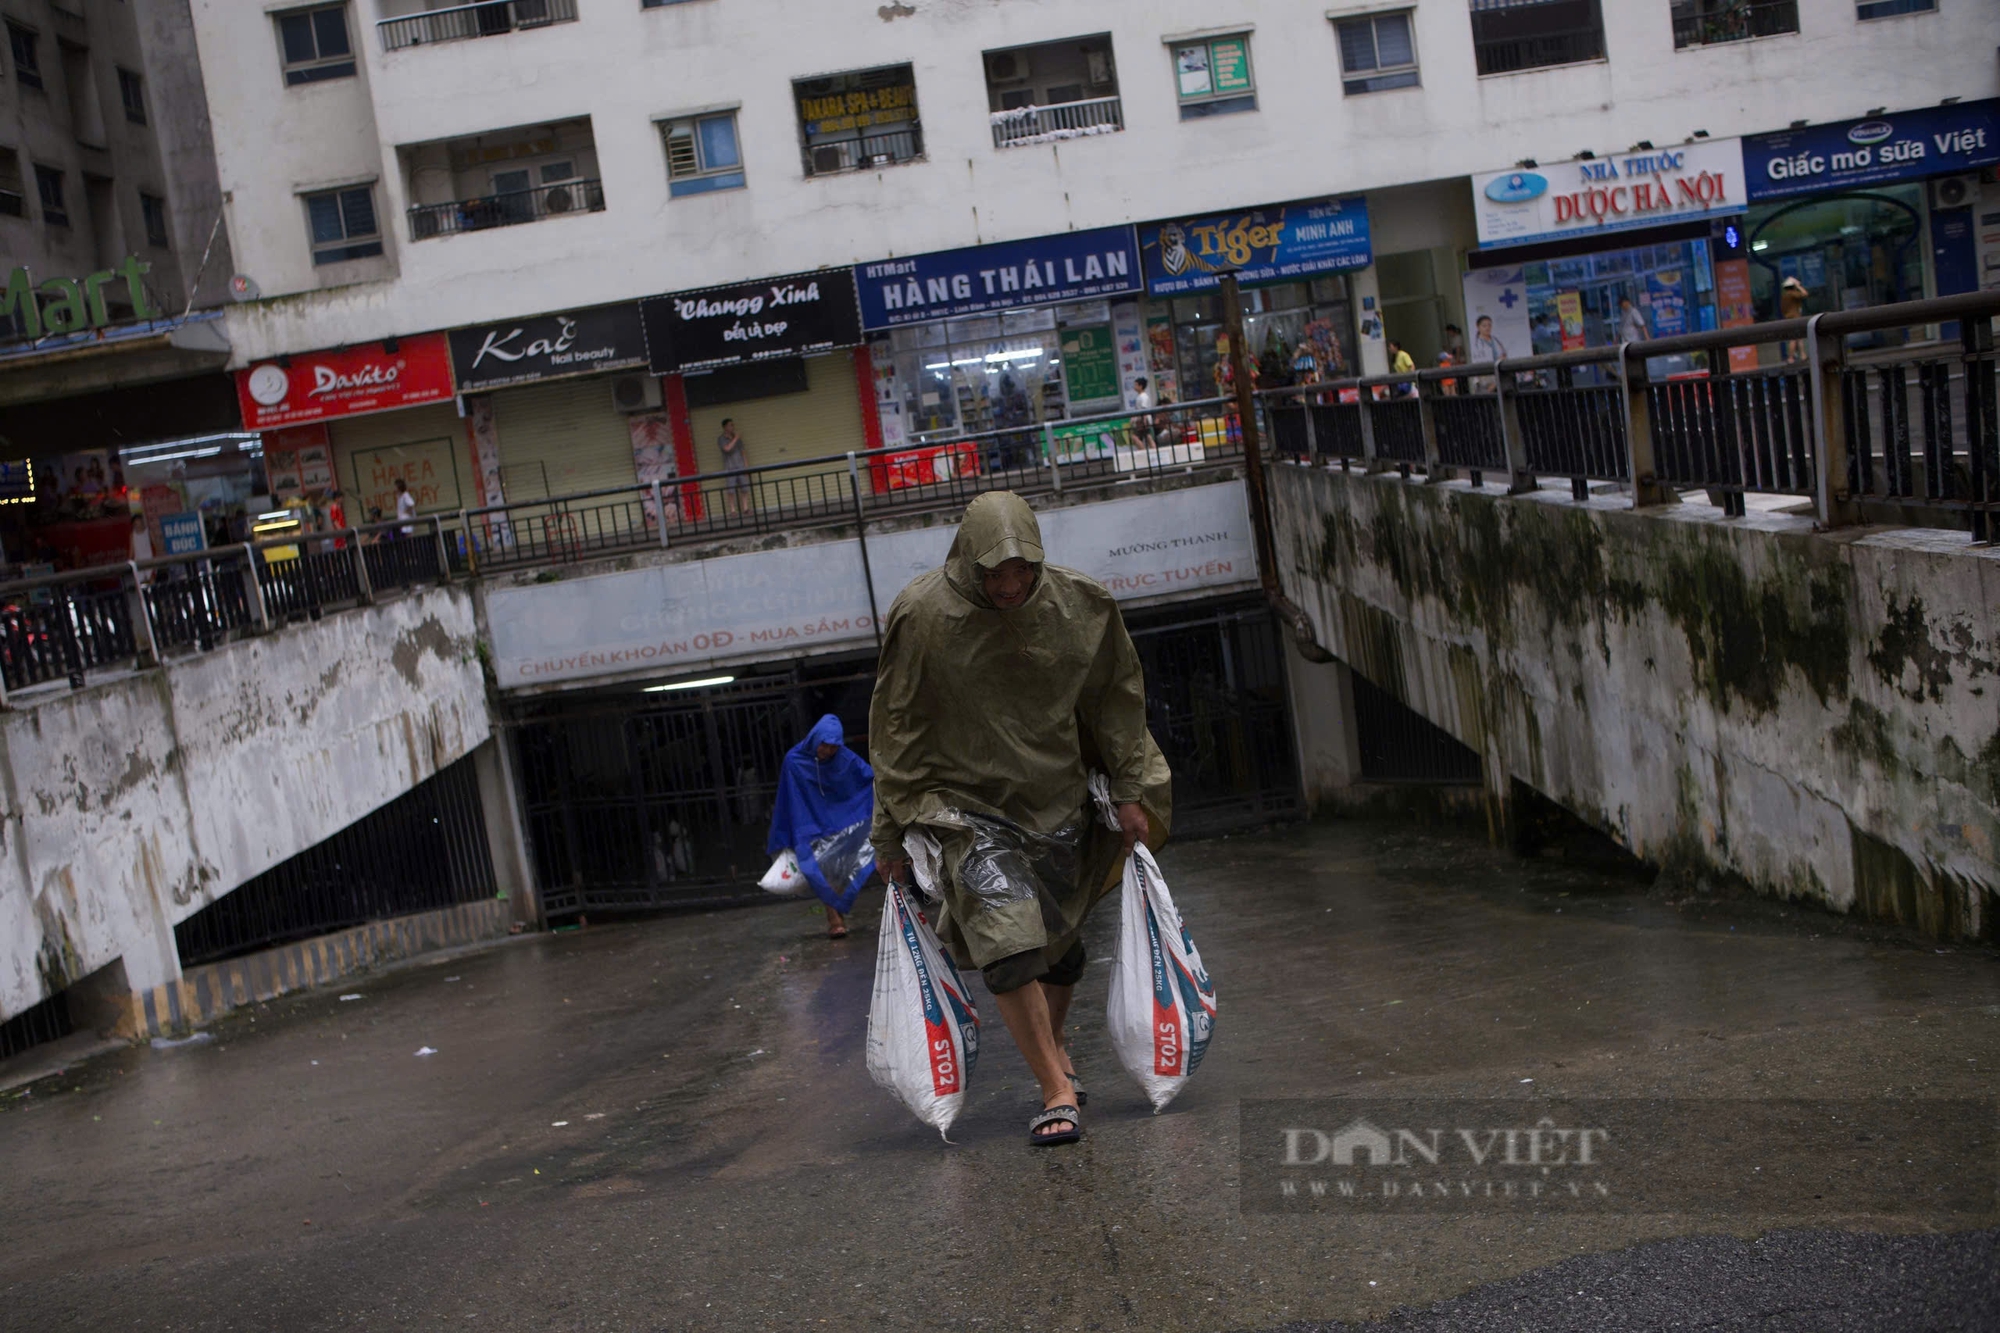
left=865, top=882, right=982, bottom=1140
left=1107, top=844, right=1217, bottom=1112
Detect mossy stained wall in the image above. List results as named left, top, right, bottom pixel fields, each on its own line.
left=1274, top=466, right=1999, bottom=939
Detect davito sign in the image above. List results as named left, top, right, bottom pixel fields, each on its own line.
left=1743, top=99, right=1999, bottom=202
left=852, top=225, right=1142, bottom=330
left=449, top=302, right=647, bottom=391
left=642, top=268, right=862, bottom=373
left=1138, top=196, right=1372, bottom=297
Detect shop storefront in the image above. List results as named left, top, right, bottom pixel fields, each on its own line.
left=1466, top=139, right=1751, bottom=377
left=450, top=301, right=661, bottom=507
left=1741, top=99, right=2000, bottom=349
left=1136, top=195, right=1370, bottom=400
left=852, top=225, right=1145, bottom=467
left=641, top=269, right=868, bottom=482
left=236, top=334, right=461, bottom=534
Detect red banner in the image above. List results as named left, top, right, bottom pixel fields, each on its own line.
left=235, top=335, right=455, bottom=430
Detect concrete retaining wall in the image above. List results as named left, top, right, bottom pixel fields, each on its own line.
left=1270, top=465, right=2000, bottom=939
left=0, top=586, right=490, bottom=1022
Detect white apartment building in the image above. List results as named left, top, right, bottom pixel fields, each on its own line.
left=171, top=0, right=1996, bottom=517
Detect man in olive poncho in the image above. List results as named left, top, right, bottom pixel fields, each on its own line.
left=871, top=492, right=1170, bottom=1146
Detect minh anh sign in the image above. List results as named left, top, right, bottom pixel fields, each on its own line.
left=1471, top=138, right=1748, bottom=249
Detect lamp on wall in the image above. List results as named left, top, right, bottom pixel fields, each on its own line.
left=1515, top=158, right=1537, bottom=168
left=383, top=336, right=400, bottom=354
left=1690, top=129, right=1709, bottom=138
left=1789, top=119, right=1809, bottom=129
left=1631, top=140, right=1654, bottom=151
left=1576, top=149, right=1596, bottom=160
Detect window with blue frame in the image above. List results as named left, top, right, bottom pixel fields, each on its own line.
left=660, top=112, right=745, bottom=197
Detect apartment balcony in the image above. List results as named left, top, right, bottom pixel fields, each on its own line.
left=989, top=96, right=1124, bottom=148
left=983, top=34, right=1122, bottom=149
left=400, top=117, right=603, bottom=241
left=1669, top=0, right=1799, bottom=49
left=378, top=0, right=578, bottom=53
left=409, top=178, right=603, bottom=238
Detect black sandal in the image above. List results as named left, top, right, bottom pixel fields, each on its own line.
left=1029, top=1104, right=1081, bottom=1147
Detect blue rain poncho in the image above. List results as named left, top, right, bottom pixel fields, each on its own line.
left=767, top=714, right=878, bottom=913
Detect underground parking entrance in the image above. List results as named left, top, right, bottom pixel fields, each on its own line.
left=509, top=593, right=1306, bottom=919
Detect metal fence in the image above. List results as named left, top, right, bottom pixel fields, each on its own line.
left=990, top=96, right=1125, bottom=148
left=0, top=518, right=454, bottom=704
left=452, top=394, right=1244, bottom=572
left=378, top=0, right=577, bottom=51
left=1261, top=290, right=2000, bottom=534
left=408, top=177, right=604, bottom=239
left=1671, top=0, right=1798, bottom=49
left=173, top=751, right=496, bottom=965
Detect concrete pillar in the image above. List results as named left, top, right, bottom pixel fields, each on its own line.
left=1282, top=638, right=1363, bottom=814
left=1351, top=264, right=1390, bottom=378
left=473, top=733, right=541, bottom=930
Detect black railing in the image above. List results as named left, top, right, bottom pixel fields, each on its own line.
left=1845, top=329, right=1999, bottom=538
left=1, top=576, right=135, bottom=694
left=0, top=518, right=454, bottom=703
left=804, top=128, right=923, bottom=176
left=1670, top=0, right=1799, bottom=49
left=1515, top=372, right=1629, bottom=494
left=1261, top=289, right=2000, bottom=537
left=174, top=753, right=495, bottom=965
left=1471, top=1, right=1607, bottom=75
left=408, top=178, right=604, bottom=240
left=454, top=395, right=1244, bottom=573
left=378, top=0, right=577, bottom=52
left=1430, top=388, right=1508, bottom=473
left=143, top=554, right=257, bottom=655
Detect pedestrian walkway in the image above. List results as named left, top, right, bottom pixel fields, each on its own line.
left=1, top=821, right=1994, bottom=1330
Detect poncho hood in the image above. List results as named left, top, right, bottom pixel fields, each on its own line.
left=869, top=492, right=1171, bottom=865
left=944, top=492, right=1047, bottom=608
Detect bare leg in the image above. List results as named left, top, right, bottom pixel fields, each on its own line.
left=1043, top=981, right=1075, bottom=1076
left=825, top=905, right=847, bottom=938
left=992, top=982, right=1075, bottom=1137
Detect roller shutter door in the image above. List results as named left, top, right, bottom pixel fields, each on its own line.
left=328, top=403, right=468, bottom=519
left=490, top=375, right=640, bottom=502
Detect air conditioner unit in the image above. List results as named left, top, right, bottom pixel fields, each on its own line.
left=611, top=374, right=662, bottom=413
left=985, top=51, right=1029, bottom=82
left=1930, top=174, right=1979, bottom=210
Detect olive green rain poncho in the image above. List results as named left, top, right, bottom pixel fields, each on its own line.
left=868, top=492, right=1172, bottom=976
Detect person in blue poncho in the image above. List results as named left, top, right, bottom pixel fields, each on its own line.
left=767, top=714, right=878, bottom=939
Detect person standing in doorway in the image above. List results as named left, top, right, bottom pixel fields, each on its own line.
left=1617, top=296, right=1649, bottom=346
left=718, top=418, right=749, bottom=519
left=326, top=489, right=349, bottom=551
left=1779, top=276, right=1809, bottom=363
left=1441, top=323, right=1467, bottom=362
left=394, top=477, right=417, bottom=536
left=1126, top=377, right=1154, bottom=450
left=128, top=512, right=153, bottom=564
left=1387, top=339, right=1417, bottom=398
